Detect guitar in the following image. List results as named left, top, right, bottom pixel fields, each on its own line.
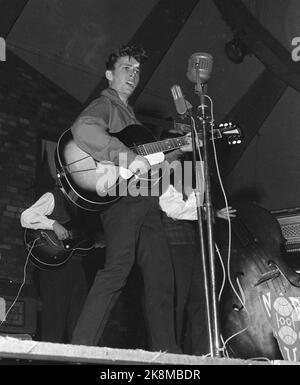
left=24, top=223, right=94, bottom=271
left=55, top=123, right=241, bottom=211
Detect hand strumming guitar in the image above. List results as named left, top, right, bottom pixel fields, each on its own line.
left=53, top=221, right=70, bottom=240
left=128, top=155, right=151, bottom=176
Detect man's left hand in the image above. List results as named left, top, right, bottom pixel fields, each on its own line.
left=180, top=133, right=203, bottom=152
left=180, top=133, right=192, bottom=152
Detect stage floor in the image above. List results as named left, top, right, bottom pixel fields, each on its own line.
left=0, top=336, right=298, bottom=365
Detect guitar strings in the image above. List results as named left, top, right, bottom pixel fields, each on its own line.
left=129, top=137, right=186, bottom=154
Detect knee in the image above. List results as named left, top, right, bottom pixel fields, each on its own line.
left=101, top=260, right=133, bottom=280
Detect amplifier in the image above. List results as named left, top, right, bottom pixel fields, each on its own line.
left=0, top=281, right=38, bottom=336
left=271, top=207, right=300, bottom=253
left=0, top=296, right=37, bottom=335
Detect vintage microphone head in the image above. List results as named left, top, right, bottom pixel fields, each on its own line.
left=171, top=84, right=187, bottom=116
left=187, top=52, right=213, bottom=84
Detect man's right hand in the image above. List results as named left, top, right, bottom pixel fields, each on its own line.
left=53, top=221, right=70, bottom=240
left=128, top=155, right=151, bottom=176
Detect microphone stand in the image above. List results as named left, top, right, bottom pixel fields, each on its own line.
left=191, top=78, right=222, bottom=358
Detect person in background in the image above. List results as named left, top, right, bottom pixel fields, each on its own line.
left=159, top=141, right=236, bottom=354
left=20, top=185, right=90, bottom=343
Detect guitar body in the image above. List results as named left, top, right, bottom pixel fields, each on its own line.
left=55, top=125, right=166, bottom=211
left=24, top=225, right=94, bottom=271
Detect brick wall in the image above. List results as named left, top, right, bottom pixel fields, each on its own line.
left=0, top=50, right=81, bottom=285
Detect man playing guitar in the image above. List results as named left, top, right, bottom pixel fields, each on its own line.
left=20, top=185, right=89, bottom=343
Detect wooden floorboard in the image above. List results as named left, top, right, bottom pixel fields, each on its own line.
left=0, top=336, right=297, bottom=365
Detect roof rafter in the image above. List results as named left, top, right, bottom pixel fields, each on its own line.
left=85, top=0, right=200, bottom=106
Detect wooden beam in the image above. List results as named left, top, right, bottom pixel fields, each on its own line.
left=214, top=69, right=287, bottom=177
left=85, top=0, right=200, bottom=106
left=211, top=0, right=293, bottom=176
left=213, top=0, right=300, bottom=93
left=0, top=0, right=29, bottom=37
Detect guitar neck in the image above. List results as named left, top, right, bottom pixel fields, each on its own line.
left=133, top=136, right=187, bottom=156
left=131, top=127, right=221, bottom=156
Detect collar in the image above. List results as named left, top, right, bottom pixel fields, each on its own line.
left=101, top=88, right=127, bottom=105
left=101, top=87, right=135, bottom=113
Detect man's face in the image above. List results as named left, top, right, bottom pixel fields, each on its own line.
left=106, top=56, right=140, bottom=100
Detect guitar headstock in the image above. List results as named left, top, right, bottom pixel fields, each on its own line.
left=172, top=120, right=243, bottom=145
left=218, top=122, right=242, bottom=145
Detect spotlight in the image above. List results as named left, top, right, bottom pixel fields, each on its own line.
left=225, top=38, right=249, bottom=64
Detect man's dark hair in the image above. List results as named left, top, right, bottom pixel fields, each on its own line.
left=106, top=44, right=148, bottom=70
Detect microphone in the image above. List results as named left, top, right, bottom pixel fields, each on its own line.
left=171, top=84, right=189, bottom=116
left=187, top=52, right=213, bottom=84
